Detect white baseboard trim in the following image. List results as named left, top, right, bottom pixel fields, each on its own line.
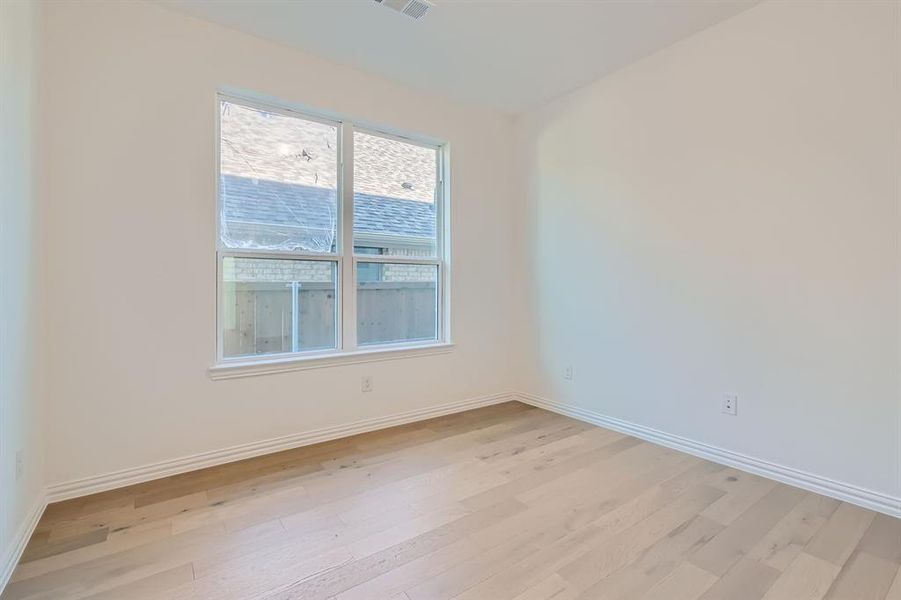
left=516, top=392, right=901, bottom=518
left=1, top=491, right=47, bottom=594
left=46, top=392, right=515, bottom=504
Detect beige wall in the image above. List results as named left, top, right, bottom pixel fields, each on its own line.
left=518, top=0, right=900, bottom=498
left=38, top=0, right=519, bottom=486
left=0, top=0, right=44, bottom=579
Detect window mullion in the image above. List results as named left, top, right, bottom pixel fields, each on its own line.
left=219, top=249, right=339, bottom=262
left=438, top=147, right=450, bottom=344
left=340, top=122, right=356, bottom=351
left=352, top=256, right=441, bottom=266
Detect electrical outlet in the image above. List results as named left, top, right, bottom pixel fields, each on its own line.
left=722, top=393, right=738, bottom=416
left=564, top=366, right=573, bottom=381
left=361, top=376, right=373, bottom=393
left=15, top=450, right=23, bottom=481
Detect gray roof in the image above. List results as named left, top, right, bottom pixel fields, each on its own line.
left=221, top=174, right=435, bottom=251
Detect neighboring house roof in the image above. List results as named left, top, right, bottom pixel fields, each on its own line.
left=221, top=174, right=435, bottom=252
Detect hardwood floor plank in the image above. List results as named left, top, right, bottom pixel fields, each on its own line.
left=823, top=551, right=898, bottom=600
left=4, top=518, right=257, bottom=599
left=590, top=460, right=723, bottom=538
left=78, top=564, right=194, bottom=600
left=20, top=528, right=110, bottom=563
left=747, top=493, right=838, bottom=571
left=697, top=558, right=780, bottom=600
left=259, top=499, right=526, bottom=600
left=192, top=502, right=443, bottom=581
left=701, top=469, right=778, bottom=525
left=855, top=513, right=901, bottom=564
left=190, top=545, right=353, bottom=599
left=10, top=520, right=175, bottom=583
left=423, top=472, right=693, bottom=600
left=346, top=503, right=468, bottom=558
left=498, top=427, right=625, bottom=482
left=805, top=502, right=876, bottom=567
left=557, top=484, right=724, bottom=591
left=511, top=574, right=579, bottom=600
left=460, top=436, right=643, bottom=511
left=690, top=485, right=806, bottom=576
left=452, top=521, right=608, bottom=599
left=514, top=442, right=674, bottom=508
left=572, top=515, right=723, bottom=600
left=885, top=566, right=901, bottom=600
left=467, top=450, right=698, bottom=556
left=405, top=518, right=574, bottom=600
left=760, top=553, right=839, bottom=600
left=640, top=562, right=718, bottom=600
left=335, top=539, right=481, bottom=600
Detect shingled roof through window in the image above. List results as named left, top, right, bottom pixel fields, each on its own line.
left=221, top=174, right=436, bottom=238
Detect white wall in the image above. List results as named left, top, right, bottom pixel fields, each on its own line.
left=0, top=0, right=44, bottom=576
left=519, top=0, right=900, bottom=499
left=38, top=0, right=519, bottom=487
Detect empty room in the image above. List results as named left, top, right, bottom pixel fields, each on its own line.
left=1, top=0, right=899, bottom=598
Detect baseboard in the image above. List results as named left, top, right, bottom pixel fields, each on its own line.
left=0, top=491, right=47, bottom=593
left=516, top=392, right=901, bottom=518
left=46, top=392, right=515, bottom=503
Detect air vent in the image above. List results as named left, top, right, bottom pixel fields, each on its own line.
left=402, top=0, right=431, bottom=19
left=373, top=0, right=434, bottom=20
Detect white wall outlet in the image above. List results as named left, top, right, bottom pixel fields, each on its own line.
left=564, top=365, right=573, bottom=381
left=361, top=376, right=373, bottom=393
left=722, top=393, right=738, bottom=416
left=15, top=450, right=24, bottom=481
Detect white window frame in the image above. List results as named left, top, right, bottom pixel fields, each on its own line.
left=211, top=93, right=452, bottom=379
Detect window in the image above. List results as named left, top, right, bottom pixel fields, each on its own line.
left=217, top=96, right=447, bottom=364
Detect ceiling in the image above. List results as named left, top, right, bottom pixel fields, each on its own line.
left=155, top=0, right=760, bottom=113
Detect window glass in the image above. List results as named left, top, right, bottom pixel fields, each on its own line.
left=219, top=101, right=338, bottom=253
left=354, top=247, right=382, bottom=283
left=356, top=263, right=438, bottom=346
left=221, top=257, right=336, bottom=357
left=353, top=131, right=437, bottom=258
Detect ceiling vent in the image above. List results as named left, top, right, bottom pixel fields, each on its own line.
left=373, top=0, right=434, bottom=20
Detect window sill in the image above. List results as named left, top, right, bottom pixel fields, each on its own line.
left=208, top=342, right=455, bottom=381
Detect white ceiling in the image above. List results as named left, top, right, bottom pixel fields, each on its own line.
left=155, top=0, right=759, bottom=113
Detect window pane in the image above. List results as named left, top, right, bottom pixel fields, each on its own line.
left=219, top=101, right=338, bottom=253
left=357, top=262, right=438, bottom=346
left=353, top=131, right=437, bottom=258
left=222, top=257, right=336, bottom=358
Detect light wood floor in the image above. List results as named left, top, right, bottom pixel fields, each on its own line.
left=4, top=402, right=899, bottom=600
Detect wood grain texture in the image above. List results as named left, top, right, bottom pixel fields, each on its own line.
left=2, top=401, right=898, bottom=600
left=760, top=553, right=839, bottom=600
